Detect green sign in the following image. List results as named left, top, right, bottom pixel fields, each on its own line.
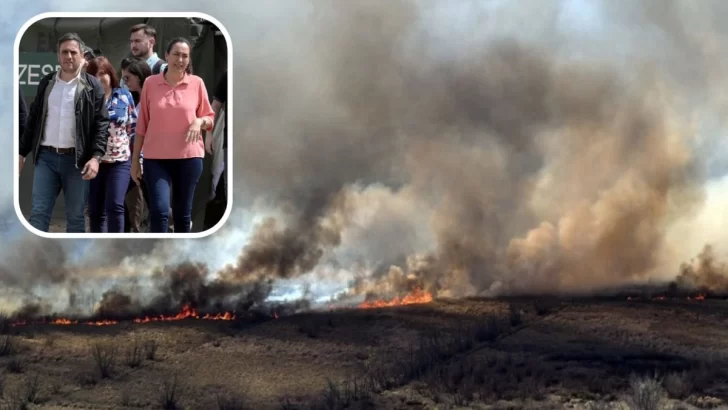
left=19, top=52, right=60, bottom=98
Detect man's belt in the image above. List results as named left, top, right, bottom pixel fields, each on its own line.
left=41, top=145, right=75, bottom=155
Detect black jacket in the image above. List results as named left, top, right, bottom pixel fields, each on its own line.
left=18, top=87, right=28, bottom=141
left=19, top=71, right=109, bottom=169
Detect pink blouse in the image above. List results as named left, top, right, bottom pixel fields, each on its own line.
left=136, top=72, right=214, bottom=159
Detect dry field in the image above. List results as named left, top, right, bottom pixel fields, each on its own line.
left=0, top=296, right=727, bottom=410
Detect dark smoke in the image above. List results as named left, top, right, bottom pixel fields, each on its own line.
left=93, top=262, right=274, bottom=318
left=232, top=1, right=706, bottom=299
left=675, top=245, right=728, bottom=293
left=5, top=0, right=728, bottom=317
left=0, top=236, right=73, bottom=288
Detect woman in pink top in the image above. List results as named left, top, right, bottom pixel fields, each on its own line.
left=132, top=37, right=215, bottom=233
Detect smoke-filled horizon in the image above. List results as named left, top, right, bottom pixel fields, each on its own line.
left=3, top=0, right=728, bottom=318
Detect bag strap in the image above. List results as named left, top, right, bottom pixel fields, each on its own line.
left=152, top=60, right=164, bottom=75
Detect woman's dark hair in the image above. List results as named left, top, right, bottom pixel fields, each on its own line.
left=120, top=57, right=151, bottom=105
left=165, top=37, right=194, bottom=74
left=86, top=56, right=120, bottom=89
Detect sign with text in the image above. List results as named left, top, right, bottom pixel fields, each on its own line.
left=18, top=52, right=60, bottom=98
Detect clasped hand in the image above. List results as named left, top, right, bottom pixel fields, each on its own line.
left=186, top=118, right=204, bottom=143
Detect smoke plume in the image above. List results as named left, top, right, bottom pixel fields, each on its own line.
left=231, top=0, right=707, bottom=299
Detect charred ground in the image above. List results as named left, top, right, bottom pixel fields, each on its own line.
left=0, top=294, right=726, bottom=410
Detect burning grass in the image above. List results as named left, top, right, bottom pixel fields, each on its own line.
left=8, top=303, right=239, bottom=329
left=357, top=288, right=434, bottom=309
left=5, top=288, right=436, bottom=332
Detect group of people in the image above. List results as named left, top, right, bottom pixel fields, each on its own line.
left=18, top=23, right=228, bottom=234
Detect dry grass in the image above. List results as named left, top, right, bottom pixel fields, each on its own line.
left=0, top=298, right=724, bottom=409
left=663, top=371, right=693, bottom=399
left=144, top=338, right=159, bottom=360
left=216, top=392, right=249, bottom=410
left=91, top=341, right=117, bottom=379
left=624, top=373, right=666, bottom=410
left=123, top=337, right=144, bottom=368
left=0, top=337, right=16, bottom=357
left=159, top=373, right=181, bottom=410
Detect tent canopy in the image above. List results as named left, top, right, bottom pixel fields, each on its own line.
left=19, top=17, right=227, bottom=99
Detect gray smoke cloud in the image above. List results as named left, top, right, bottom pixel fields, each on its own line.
left=229, top=0, right=710, bottom=299
left=4, top=0, right=728, bottom=318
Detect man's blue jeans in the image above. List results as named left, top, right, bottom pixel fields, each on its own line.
left=28, top=149, right=89, bottom=233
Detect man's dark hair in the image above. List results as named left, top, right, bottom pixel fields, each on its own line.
left=83, top=46, right=95, bottom=60
left=57, top=32, right=85, bottom=53
left=129, top=23, right=157, bottom=39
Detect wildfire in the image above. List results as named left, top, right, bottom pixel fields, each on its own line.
left=7, top=290, right=436, bottom=328
left=358, top=288, right=434, bottom=309
left=10, top=304, right=238, bottom=328
left=132, top=304, right=237, bottom=324
left=626, top=293, right=707, bottom=302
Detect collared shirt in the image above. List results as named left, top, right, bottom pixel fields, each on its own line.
left=136, top=71, right=215, bottom=159
left=42, top=71, right=81, bottom=148
left=146, top=52, right=167, bottom=72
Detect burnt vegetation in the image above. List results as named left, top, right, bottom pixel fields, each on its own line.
left=0, top=296, right=728, bottom=410
left=275, top=298, right=728, bottom=409
left=0, top=297, right=725, bottom=409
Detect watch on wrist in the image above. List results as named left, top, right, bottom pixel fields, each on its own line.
left=93, top=155, right=103, bottom=162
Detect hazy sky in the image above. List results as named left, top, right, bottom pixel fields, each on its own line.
left=2, top=0, right=728, bottom=251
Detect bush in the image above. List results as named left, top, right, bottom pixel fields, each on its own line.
left=91, top=342, right=117, bottom=379
left=625, top=374, right=665, bottom=410
left=663, top=371, right=692, bottom=399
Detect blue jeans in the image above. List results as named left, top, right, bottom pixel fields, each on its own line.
left=29, top=149, right=89, bottom=233
left=88, top=159, right=132, bottom=233
left=143, top=158, right=203, bottom=233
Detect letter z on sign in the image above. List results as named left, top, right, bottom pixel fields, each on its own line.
left=19, top=64, right=61, bottom=85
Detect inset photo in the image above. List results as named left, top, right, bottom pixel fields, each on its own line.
left=14, top=13, right=232, bottom=238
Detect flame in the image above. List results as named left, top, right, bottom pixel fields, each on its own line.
left=52, top=318, right=77, bottom=325
left=133, top=304, right=212, bottom=323
left=627, top=293, right=708, bottom=302
left=10, top=304, right=237, bottom=327
left=358, top=288, right=434, bottom=309
left=86, top=320, right=118, bottom=326
left=133, top=304, right=238, bottom=323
